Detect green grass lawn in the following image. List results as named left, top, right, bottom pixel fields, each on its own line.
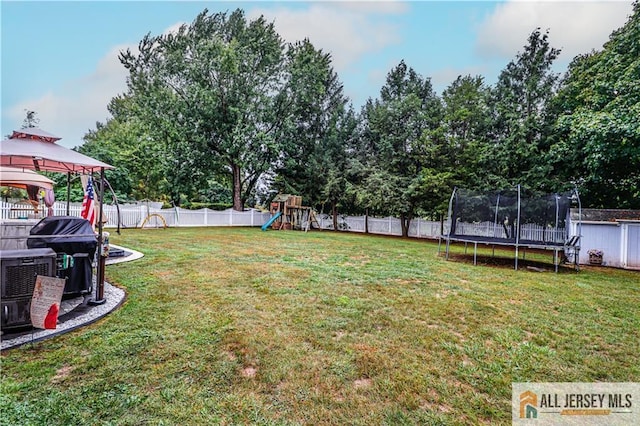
left=1, top=228, right=639, bottom=425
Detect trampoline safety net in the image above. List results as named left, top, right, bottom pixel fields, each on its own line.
left=442, top=185, right=582, bottom=271
left=445, top=186, right=580, bottom=247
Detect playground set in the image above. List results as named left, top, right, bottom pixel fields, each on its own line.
left=262, top=194, right=320, bottom=232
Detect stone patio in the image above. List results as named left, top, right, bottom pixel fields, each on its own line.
left=1, top=244, right=143, bottom=350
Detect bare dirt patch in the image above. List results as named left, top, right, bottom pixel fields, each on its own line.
left=353, top=378, right=372, bottom=389
left=50, top=365, right=74, bottom=384
left=223, top=350, right=237, bottom=362
left=241, top=366, right=257, bottom=378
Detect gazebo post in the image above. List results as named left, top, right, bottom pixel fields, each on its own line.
left=66, top=172, right=71, bottom=215
left=90, top=167, right=107, bottom=305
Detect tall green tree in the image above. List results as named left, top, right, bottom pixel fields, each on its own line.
left=120, top=9, right=297, bottom=210
left=270, top=39, right=350, bottom=213
left=78, top=95, right=173, bottom=202
left=319, top=106, right=359, bottom=228
left=441, top=75, right=493, bottom=190
left=488, top=28, right=561, bottom=188
left=360, top=61, right=445, bottom=236
left=549, top=1, right=640, bottom=208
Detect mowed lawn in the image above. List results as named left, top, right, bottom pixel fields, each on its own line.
left=1, top=228, right=639, bottom=425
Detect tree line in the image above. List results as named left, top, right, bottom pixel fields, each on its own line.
left=70, top=4, right=639, bottom=235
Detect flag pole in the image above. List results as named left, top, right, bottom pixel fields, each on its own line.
left=89, top=167, right=106, bottom=305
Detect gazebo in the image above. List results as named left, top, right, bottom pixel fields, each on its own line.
left=0, top=128, right=114, bottom=304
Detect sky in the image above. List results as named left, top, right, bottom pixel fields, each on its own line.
left=1, top=1, right=634, bottom=148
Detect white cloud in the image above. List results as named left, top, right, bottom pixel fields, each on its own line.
left=5, top=22, right=184, bottom=149
left=476, top=1, right=633, bottom=63
left=7, top=44, right=131, bottom=148
left=248, top=3, right=406, bottom=71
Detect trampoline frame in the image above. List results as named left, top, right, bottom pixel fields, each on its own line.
left=440, top=185, right=582, bottom=272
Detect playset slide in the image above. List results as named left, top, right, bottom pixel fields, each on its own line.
left=261, top=211, right=282, bottom=231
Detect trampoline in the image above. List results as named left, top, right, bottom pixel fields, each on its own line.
left=441, top=185, right=582, bottom=272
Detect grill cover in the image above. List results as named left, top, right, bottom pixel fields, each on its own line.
left=27, top=216, right=97, bottom=257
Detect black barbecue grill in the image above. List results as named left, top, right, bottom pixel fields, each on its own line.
left=27, top=216, right=97, bottom=295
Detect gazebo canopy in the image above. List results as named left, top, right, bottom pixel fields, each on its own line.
left=0, top=128, right=113, bottom=173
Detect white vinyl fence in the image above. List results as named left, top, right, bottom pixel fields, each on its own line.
left=0, top=201, right=445, bottom=238
left=316, top=214, right=444, bottom=239
left=0, top=200, right=553, bottom=242
left=0, top=201, right=271, bottom=229
left=452, top=220, right=567, bottom=243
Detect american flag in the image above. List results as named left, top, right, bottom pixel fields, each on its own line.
left=81, top=175, right=96, bottom=227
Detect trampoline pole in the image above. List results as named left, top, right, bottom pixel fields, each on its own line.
left=474, top=242, right=477, bottom=265
left=445, top=237, right=450, bottom=260
left=554, top=194, right=560, bottom=235
left=445, top=187, right=456, bottom=261
left=494, top=194, right=500, bottom=238
left=515, top=185, right=521, bottom=270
